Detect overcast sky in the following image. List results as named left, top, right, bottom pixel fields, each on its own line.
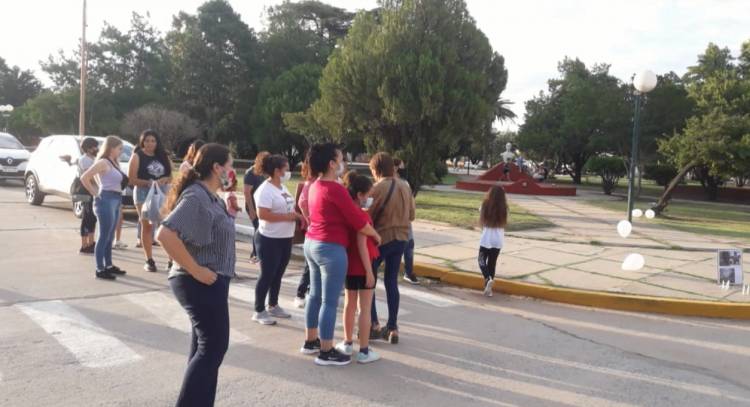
left=1, top=0, right=748, bottom=129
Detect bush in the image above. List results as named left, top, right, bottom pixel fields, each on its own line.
left=434, top=161, right=449, bottom=183
left=644, top=164, right=678, bottom=187
left=584, top=156, right=627, bottom=195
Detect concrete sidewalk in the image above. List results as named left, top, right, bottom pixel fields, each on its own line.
left=235, top=192, right=750, bottom=303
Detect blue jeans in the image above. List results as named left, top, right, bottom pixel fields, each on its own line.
left=170, top=274, right=230, bottom=407
left=304, top=239, right=347, bottom=341
left=371, top=240, right=407, bottom=331
left=94, top=191, right=121, bottom=271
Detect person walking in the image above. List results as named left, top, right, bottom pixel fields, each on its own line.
left=293, top=158, right=314, bottom=308
left=251, top=154, right=303, bottom=325
left=301, top=143, right=380, bottom=366
left=243, top=151, right=269, bottom=263
left=335, top=171, right=381, bottom=364
left=80, top=136, right=129, bottom=280
left=368, top=152, right=415, bottom=345
left=157, top=143, right=236, bottom=407
left=128, top=129, right=173, bottom=272
left=478, top=186, right=508, bottom=297
left=394, top=158, right=419, bottom=285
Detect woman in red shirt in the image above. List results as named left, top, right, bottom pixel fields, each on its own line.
left=334, top=171, right=381, bottom=364
left=301, top=143, right=381, bottom=366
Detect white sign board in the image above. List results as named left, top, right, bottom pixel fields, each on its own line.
left=717, top=249, right=743, bottom=285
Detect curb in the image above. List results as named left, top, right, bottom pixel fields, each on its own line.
left=236, top=224, right=750, bottom=320
left=412, top=263, right=750, bottom=320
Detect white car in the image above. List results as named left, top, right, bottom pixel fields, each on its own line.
left=0, top=132, right=31, bottom=181
left=24, top=135, right=135, bottom=217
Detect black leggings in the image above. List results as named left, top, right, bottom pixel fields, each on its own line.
left=478, top=247, right=501, bottom=282
left=80, top=200, right=97, bottom=237
left=255, top=234, right=292, bottom=312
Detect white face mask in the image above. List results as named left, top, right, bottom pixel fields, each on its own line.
left=362, top=197, right=373, bottom=209
left=280, top=171, right=291, bottom=183
left=336, top=161, right=345, bottom=177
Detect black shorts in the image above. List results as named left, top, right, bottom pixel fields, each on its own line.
left=346, top=276, right=374, bottom=290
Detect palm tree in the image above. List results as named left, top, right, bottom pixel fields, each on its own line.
left=494, top=98, right=517, bottom=123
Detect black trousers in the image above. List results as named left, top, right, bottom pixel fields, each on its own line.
left=297, top=262, right=310, bottom=298
left=169, top=274, right=230, bottom=407
left=251, top=217, right=259, bottom=258
left=478, top=247, right=501, bottom=282
left=255, top=234, right=293, bottom=312
left=80, top=200, right=97, bottom=237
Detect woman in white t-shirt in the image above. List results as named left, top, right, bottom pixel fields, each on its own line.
left=252, top=154, right=306, bottom=325
left=478, top=186, right=508, bottom=297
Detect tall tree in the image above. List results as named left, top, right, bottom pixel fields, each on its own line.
left=288, top=0, right=508, bottom=193
left=0, top=58, right=43, bottom=107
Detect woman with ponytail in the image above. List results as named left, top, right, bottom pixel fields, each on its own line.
left=157, top=143, right=236, bottom=407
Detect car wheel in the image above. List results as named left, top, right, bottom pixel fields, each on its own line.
left=25, top=174, right=45, bottom=205
left=73, top=200, right=84, bottom=218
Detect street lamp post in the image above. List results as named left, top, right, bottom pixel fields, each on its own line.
left=627, top=70, right=658, bottom=222
left=0, top=104, right=13, bottom=132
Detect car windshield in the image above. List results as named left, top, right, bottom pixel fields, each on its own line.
left=0, top=135, right=25, bottom=150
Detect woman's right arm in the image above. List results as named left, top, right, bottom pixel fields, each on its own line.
left=157, top=227, right=217, bottom=285
left=80, top=160, right=107, bottom=197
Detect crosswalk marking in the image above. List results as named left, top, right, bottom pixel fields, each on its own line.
left=389, top=285, right=457, bottom=308
left=123, top=291, right=251, bottom=344
left=14, top=300, right=142, bottom=368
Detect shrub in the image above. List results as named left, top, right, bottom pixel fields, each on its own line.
left=644, top=164, right=678, bottom=187
left=584, top=156, right=627, bottom=195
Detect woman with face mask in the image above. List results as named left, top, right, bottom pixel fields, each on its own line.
left=251, top=154, right=305, bottom=325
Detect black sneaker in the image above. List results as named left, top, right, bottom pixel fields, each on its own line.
left=96, top=270, right=116, bottom=280
left=300, top=338, right=321, bottom=355
left=403, top=274, right=420, bottom=285
left=144, top=259, right=157, bottom=272
left=314, top=348, right=351, bottom=366
left=106, top=265, right=126, bottom=275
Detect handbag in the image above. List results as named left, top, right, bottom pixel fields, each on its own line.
left=142, top=183, right=165, bottom=225
left=106, top=158, right=130, bottom=190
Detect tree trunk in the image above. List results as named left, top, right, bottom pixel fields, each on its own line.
left=652, top=160, right=698, bottom=215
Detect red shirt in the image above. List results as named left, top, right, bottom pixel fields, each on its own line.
left=347, top=211, right=380, bottom=277
left=306, top=180, right=368, bottom=248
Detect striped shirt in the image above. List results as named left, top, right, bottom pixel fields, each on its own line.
left=162, top=182, right=236, bottom=279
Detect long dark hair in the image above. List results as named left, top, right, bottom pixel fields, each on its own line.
left=480, top=186, right=509, bottom=228
left=343, top=170, right=372, bottom=200
left=183, top=139, right=205, bottom=165
left=308, top=143, right=339, bottom=177
left=138, top=129, right=172, bottom=176
left=166, top=143, right=230, bottom=211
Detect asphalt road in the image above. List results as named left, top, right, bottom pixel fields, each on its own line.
left=2, top=181, right=750, bottom=407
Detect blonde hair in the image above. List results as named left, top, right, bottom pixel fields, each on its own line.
left=97, top=136, right=123, bottom=161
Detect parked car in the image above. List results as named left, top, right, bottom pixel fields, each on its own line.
left=24, top=135, right=135, bottom=217
left=0, top=132, right=31, bottom=182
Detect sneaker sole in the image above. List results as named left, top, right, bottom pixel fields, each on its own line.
left=252, top=319, right=277, bottom=325
left=314, top=358, right=351, bottom=366
left=269, top=314, right=292, bottom=319
left=300, top=347, right=320, bottom=355
left=357, top=356, right=381, bottom=364
left=404, top=277, right=420, bottom=285
left=144, top=267, right=157, bottom=272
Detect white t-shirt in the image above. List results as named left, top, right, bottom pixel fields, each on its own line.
left=480, top=227, right=505, bottom=249
left=254, top=181, right=296, bottom=238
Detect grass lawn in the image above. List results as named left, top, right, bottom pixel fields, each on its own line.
left=415, top=190, right=553, bottom=232
left=586, top=197, right=750, bottom=240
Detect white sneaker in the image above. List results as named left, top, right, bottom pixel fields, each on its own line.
left=294, top=296, right=306, bottom=309
left=356, top=349, right=381, bottom=364
left=484, top=278, right=494, bottom=297
left=252, top=310, right=277, bottom=325
left=335, top=341, right=353, bottom=356
left=113, top=240, right=128, bottom=250
left=267, top=305, right=291, bottom=319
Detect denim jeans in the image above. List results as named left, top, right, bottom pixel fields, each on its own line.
left=371, top=240, right=407, bottom=331
left=304, top=239, right=347, bottom=341
left=254, top=234, right=292, bottom=312
left=93, top=191, right=121, bottom=271
left=170, top=274, right=230, bottom=407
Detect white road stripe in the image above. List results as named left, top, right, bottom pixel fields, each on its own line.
left=123, top=291, right=251, bottom=344
left=391, top=285, right=457, bottom=308
left=14, top=300, right=142, bottom=368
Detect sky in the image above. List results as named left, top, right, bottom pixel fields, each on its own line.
left=1, top=0, right=748, bottom=130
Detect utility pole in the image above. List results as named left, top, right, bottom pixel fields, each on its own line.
left=79, top=0, right=87, bottom=136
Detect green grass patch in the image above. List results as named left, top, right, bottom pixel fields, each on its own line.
left=586, top=197, right=750, bottom=240
left=415, top=190, right=553, bottom=232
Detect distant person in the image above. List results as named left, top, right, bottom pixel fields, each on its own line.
left=157, top=143, right=236, bottom=407
left=302, top=143, right=380, bottom=366
left=251, top=154, right=303, bottom=325
left=180, top=139, right=206, bottom=175
left=294, top=158, right=315, bottom=308
left=128, top=129, right=173, bottom=273
left=336, top=171, right=381, bottom=364
left=62, top=137, right=99, bottom=254
left=368, top=152, right=415, bottom=345
left=223, top=170, right=241, bottom=218
left=244, top=151, right=269, bottom=263
left=393, top=158, right=418, bottom=285
left=80, top=136, right=129, bottom=280
left=478, top=186, right=508, bottom=297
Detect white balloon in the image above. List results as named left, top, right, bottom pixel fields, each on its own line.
left=621, top=253, right=645, bottom=271
left=645, top=209, right=655, bottom=219
left=632, top=209, right=643, bottom=218
left=616, top=220, right=632, bottom=238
